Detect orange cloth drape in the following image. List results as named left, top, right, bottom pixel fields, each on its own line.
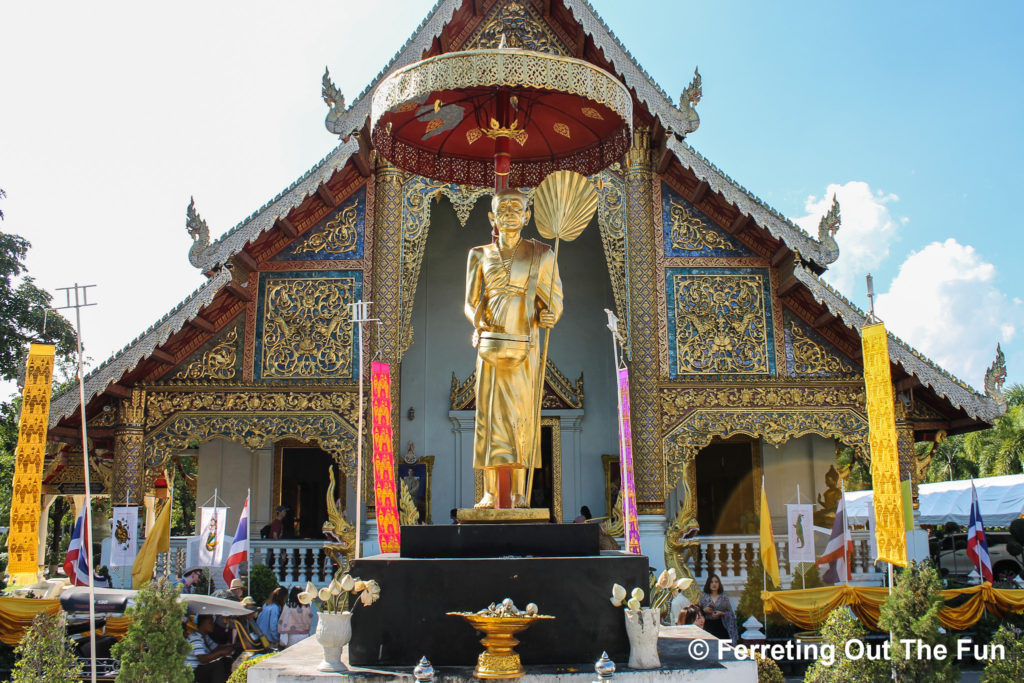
left=762, top=582, right=1024, bottom=632
left=0, top=597, right=132, bottom=646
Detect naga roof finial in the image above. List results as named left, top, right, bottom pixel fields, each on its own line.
left=186, top=196, right=212, bottom=269
left=984, top=343, right=1007, bottom=411
left=817, top=194, right=841, bottom=264
left=678, top=67, right=702, bottom=135
left=322, top=67, right=346, bottom=132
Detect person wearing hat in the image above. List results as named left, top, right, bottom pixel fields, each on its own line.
left=214, top=578, right=246, bottom=601
left=269, top=506, right=288, bottom=540
left=185, top=614, right=233, bottom=683
left=174, top=566, right=203, bottom=594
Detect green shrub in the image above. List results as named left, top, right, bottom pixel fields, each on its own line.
left=982, top=625, right=1024, bottom=682
left=878, top=561, right=958, bottom=683
left=249, top=563, right=279, bottom=606
left=736, top=557, right=790, bottom=637
left=227, top=652, right=276, bottom=683
left=804, top=608, right=888, bottom=682
left=12, top=611, right=82, bottom=682
left=754, top=651, right=784, bottom=683
left=789, top=563, right=824, bottom=590
left=111, top=578, right=192, bottom=682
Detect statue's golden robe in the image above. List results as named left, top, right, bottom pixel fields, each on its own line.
left=465, top=239, right=562, bottom=471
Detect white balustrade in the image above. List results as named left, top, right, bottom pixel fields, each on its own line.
left=161, top=537, right=340, bottom=590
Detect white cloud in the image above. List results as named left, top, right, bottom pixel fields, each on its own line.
left=792, top=181, right=901, bottom=297
left=875, top=239, right=1020, bottom=388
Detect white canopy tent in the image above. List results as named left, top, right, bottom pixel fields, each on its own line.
left=843, top=474, right=1024, bottom=527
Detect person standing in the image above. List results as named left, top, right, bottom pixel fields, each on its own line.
left=269, top=506, right=288, bottom=540
left=278, top=586, right=313, bottom=647
left=256, top=586, right=286, bottom=646
left=697, top=574, right=737, bottom=643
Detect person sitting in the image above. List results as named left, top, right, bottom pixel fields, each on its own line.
left=185, top=614, right=234, bottom=683
left=676, top=604, right=706, bottom=628
left=573, top=506, right=593, bottom=524
left=697, top=574, right=738, bottom=643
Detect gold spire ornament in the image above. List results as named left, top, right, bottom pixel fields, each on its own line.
left=528, top=170, right=598, bottom=505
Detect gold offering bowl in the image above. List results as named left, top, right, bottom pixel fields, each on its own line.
left=447, top=612, right=555, bottom=679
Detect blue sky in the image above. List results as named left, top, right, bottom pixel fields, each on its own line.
left=0, top=0, right=1020, bottom=394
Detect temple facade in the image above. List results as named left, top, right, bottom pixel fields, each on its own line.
left=43, top=0, right=1005, bottom=588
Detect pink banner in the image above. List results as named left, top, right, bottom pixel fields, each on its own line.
left=371, top=362, right=401, bottom=553
left=617, top=367, right=641, bottom=554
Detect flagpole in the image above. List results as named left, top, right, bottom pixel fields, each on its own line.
left=841, top=481, right=849, bottom=586
left=246, top=490, right=251, bottom=596
left=762, top=474, right=768, bottom=632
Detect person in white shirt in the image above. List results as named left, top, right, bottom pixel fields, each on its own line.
left=185, top=614, right=234, bottom=683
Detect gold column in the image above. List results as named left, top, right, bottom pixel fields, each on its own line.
left=624, top=127, right=665, bottom=513
left=112, top=389, right=146, bottom=505
left=369, top=160, right=405, bottom=513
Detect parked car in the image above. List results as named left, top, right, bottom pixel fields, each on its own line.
left=933, top=532, right=1022, bottom=580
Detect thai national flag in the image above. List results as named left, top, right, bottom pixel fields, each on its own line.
left=63, top=504, right=110, bottom=587
left=966, top=481, right=994, bottom=583
left=223, top=495, right=250, bottom=585
left=816, top=492, right=854, bottom=584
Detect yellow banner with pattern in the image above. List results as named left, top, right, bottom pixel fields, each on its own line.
left=6, top=344, right=56, bottom=578
left=861, top=324, right=907, bottom=567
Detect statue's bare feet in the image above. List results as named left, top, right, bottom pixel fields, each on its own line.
left=474, top=492, right=496, bottom=509
left=511, top=494, right=528, bottom=508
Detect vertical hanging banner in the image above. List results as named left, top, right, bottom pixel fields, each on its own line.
left=861, top=323, right=907, bottom=567
left=109, top=506, right=139, bottom=567
left=786, top=503, right=816, bottom=564
left=6, top=344, right=55, bottom=580
left=371, top=362, right=400, bottom=553
left=197, top=506, right=227, bottom=566
left=616, top=367, right=641, bottom=554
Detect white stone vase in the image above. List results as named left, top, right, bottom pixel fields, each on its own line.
left=624, top=607, right=660, bottom=669
left=315, top=610, right=352, bottom=672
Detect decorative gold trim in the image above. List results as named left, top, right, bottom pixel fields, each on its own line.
left=173, top=328, right=239, bottom=381
left=788, top=319, right=854, bottom=376
left=601, top=454, right=618, bottom=520
left=464, top=0, right=569, bottom=55
left=372, top=49, right=632, bottom=136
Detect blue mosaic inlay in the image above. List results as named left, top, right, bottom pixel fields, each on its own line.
left=274, top=186, right=365, bottom=261
left=662, top=183, right=753, bottom=258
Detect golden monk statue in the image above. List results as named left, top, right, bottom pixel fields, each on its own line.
left=466, top=189, right=562, bottom=508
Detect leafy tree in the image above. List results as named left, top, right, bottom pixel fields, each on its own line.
left=836, top=446, right=871, bottom=490
left=11, top=611, right=82, bottom=682
left=753, top=651, right=784, bottom=683
left=804, top=608, right=888, bottom=682
left=111, top=578, right=192, bottom=682
left=789, top=563, right=824, bottom=590
left=982, top=625, right=1024, bottom=682
left=878, top=561, right=959, bottom=683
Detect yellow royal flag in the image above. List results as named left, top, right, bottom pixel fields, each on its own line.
left=760, top=481, right=781, bottom=588
left=861, top=323, right=907, bottom=567
left=6, top=344, right=56, bottom=582
left=132, top=496, right=171, bottom=588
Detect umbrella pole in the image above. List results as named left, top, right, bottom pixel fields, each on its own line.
left=526, top=237, right=560, bottom=508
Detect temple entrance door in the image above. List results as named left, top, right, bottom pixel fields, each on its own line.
left=528, top=417, right=563, bottom=523
left=276, top=446, right=345, bottom=539
left=695, top=441, right=755, bottom=535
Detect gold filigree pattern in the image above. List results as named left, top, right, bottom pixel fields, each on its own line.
left=173, top=329, right=238, bottom=381
left=581, top=106, right=604, bottom=120
left=466, top=128, right=482, bottom=146
left=788, top=320, right=854, bottom=376
left=624, top=127, right=664, bottom=502
left=260, top=276, right=358, bottom=380
left=144, top=412, right=356, bottom=475
left=668, top=199, right=733, bottom=252
left=465, top=0, right=568, bottom=55
left=553, top=122, right=571, bottom=139
left=594, top=166, right=629, bottom=357
left=292, top=200, right=359, bottom=256
left=144, top=388, right=358, bottom=432
left=672, top=273, right=770, bottom=375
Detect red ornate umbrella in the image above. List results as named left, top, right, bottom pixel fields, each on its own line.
left=371, top=48, right=632, bottom=190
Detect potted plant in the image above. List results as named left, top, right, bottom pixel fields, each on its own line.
left=298, top=570, right=381, bottom=672
left=611, top=569, right=693, bottom=669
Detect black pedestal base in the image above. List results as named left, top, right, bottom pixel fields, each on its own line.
left=349, top=551, right=648, bottom=667
left=400, top=522, right=600, bottom=558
